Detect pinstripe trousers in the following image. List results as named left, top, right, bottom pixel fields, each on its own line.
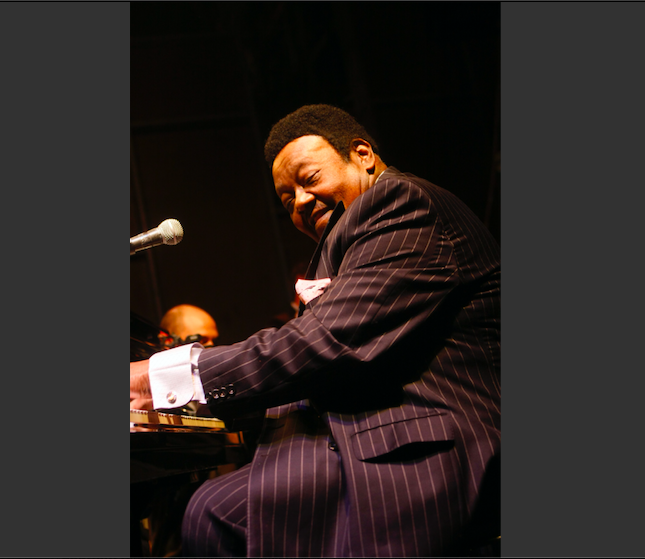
left=181, top=406, right=473, bottom=557
left=182, top=464, right=250, bottom=557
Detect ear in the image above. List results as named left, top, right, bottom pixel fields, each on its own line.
left=350, top=139, right=376, bottom=174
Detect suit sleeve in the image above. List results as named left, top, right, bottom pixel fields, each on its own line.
left=198, top=177, right=462, bottom=414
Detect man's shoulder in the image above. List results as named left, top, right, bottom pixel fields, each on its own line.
left=378, top=167, right=447, bottom=199
left=379, top=167, right=483, bottom=219
left=374, top=168, right=496, bottom=247
left=334, top=167, right=437, bottom=237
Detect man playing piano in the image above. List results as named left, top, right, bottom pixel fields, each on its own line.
left=130, top=104, right=501, bottom=557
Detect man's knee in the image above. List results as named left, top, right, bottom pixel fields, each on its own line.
left=181, top=467, right=249, bottom=557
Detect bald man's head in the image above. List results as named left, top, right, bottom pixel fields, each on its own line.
left=160, top=304, right=219, bottom=347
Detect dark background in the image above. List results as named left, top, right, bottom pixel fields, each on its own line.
left=130, top=2, right=500, bottom=343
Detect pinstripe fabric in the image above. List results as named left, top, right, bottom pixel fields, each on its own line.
left=184, top=167, right=500, bottom=557
left=182, top=464, right=250, bottom=557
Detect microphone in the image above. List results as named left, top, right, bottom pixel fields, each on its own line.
left=130, top=219, right=184, bottom=255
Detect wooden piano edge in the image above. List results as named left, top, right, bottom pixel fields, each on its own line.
left=130, top=409, right=248, bottom=445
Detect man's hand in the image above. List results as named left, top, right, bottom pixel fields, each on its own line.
left=130, top=359, right=154, bottom=410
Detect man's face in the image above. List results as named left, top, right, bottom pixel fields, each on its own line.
left=272, top=135, right=371, bottom=242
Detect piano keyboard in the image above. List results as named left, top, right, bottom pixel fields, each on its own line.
left=130, top=409, right=226, bottom=430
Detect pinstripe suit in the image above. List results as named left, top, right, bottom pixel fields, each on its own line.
left=182, top=167, right=500, bottom=557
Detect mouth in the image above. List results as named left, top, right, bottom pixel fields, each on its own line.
left=309, top=208, right=330, bottom=236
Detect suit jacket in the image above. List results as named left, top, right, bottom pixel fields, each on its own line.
left=198, top=167, right=500, bottom=557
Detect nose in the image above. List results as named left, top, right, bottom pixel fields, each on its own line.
left=293, top=186, right=315, bottom=215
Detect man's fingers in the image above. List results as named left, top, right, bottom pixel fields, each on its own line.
left=130, top=397, right=154, bottom=411
left=130, top=359, right=151, bottom=397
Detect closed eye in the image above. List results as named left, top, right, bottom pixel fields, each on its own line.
left=305, top=171, right=320, bottom=185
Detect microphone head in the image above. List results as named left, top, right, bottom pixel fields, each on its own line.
left=158, top=219, right=184, bottom=246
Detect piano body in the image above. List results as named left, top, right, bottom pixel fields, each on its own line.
left=130, top=312, right=251, bottom=557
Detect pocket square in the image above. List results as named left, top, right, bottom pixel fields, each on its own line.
left=295, top=278, right=332, bottom=305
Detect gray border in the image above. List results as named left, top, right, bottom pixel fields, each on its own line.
left=1, top=2, right=129, bottom=556
left=502, top=2, right=644, bottom=557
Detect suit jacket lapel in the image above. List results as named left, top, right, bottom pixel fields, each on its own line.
left=297, top=202, right=345, bottom=317
left=304, top=201, right=345, bottom=280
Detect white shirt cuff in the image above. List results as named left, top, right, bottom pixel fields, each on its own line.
left=148, top=343, right=207, bottom=409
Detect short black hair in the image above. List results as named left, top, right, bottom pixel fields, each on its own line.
left=264, top=104, right=379, bottom=167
